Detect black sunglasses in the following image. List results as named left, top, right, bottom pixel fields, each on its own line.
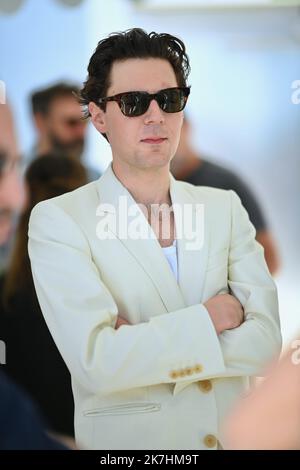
left=98, top=87, right=190, bottom=117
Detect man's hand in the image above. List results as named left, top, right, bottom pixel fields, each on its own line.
left=115, top=315, right=130, bottom=329
left=204, top=293, right=244, bottom=335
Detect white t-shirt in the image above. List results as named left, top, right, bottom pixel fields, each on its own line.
left=162, top=240, right=178, bottom=282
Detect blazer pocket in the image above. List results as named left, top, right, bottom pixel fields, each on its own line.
left=83, top=402, right=161, bottom=417
left=206, top=247, right=229, bottom=271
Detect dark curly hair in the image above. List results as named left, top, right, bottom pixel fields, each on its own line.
left=79, top=28, right=191, bottom=121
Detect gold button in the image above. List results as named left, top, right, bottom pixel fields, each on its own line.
left=194, top=364, right=203, bottom=373
left=178, top=369, right=186, bottom=378
left=203, top=434, right=217, bottom=448
left=170, top=371, right=178, bottom=380
left=198, top=380, right=212, bottom=393
left=185, top=367, right=193, bottom=376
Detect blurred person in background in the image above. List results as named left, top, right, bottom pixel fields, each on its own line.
left=0, top=101, right=24, bottom=271
left=0, top=151, right=23, bottom=248
left=0, top=154, right=88, bottom=438
left=171, top=118, right=280, bottom=275
left=0, top=99, right=19, bottom=158
left=222, top=338, right=300, bottom=449
left=0, top=101, right=69, bottom=449
left=0, top=372, right=68, bottom=450
left=30, top=81, right=100, bottom=182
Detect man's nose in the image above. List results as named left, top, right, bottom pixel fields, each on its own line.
left=143, top=99, right=165, bottom=124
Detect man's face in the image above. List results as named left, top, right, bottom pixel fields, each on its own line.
left=90, top=58, right=184, bottom=173
left=0, top=154, right=24, bottom=245
left=41, top=96, right=87, bottom=160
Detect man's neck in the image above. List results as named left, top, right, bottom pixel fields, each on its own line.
left=112, top=161, right=175, bottom=248
left=112, top=161, right=172, bottom=207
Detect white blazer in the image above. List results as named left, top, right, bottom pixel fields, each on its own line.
left=28, top=164, right=281, bottom=450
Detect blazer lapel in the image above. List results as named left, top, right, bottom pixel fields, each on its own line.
left=95, top=165, right=186, bottom=313
left=170, top=177, right=209, bottom=307
left=170, top=178, right=210, bottom=396
left=96, top=166, right=211, bottom=395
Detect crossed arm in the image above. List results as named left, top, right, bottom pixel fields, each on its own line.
left=28, top=190, right=281, bottom=395
left=116, top=293, right=244, bottom=334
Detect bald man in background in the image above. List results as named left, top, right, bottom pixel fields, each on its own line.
left=0, top=100, right=68, bottom=449
left=0, top=100, right=19, bottom=157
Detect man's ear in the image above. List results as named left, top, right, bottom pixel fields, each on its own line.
left=89, top=102, right=107, bottom=134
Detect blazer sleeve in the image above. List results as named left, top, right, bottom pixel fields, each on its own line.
left=217, top=190, right=282, bottom=376
left=28, top=200, right=226, bottom=395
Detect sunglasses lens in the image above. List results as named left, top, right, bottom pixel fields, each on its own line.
left=158, top=89, right=187, bottom=113
left=117, top=88, right=189, bottom=117
left=120, top=92, right=148, bottom=117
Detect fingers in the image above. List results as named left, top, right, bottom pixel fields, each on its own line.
left=115, top=316, right=130, bottom=329
left=229, top=294, right=243, bottom=310
left=236, top=304, right=244, bottom=325
left=228, top=295, right=244, bottom=327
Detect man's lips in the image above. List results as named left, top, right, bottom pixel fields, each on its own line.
left=141, top=137, right=167, bottom=144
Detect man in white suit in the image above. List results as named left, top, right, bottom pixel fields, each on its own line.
left=28, top=28, right=281, bottom=450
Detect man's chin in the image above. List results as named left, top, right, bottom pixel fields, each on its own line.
left=136, top=152, right=171, bottom=170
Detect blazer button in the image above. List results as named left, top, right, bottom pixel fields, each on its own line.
left=203, top=434, right=217, bottom=448
left=198, top=380, right=212, bottom=393
left=194, top=364, right=203, bottom=373
left=178, top=369, right=186, bottom=378
left=185, top=367, right=193, bottom=376
left=170, top=371, right=178, bottom=380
